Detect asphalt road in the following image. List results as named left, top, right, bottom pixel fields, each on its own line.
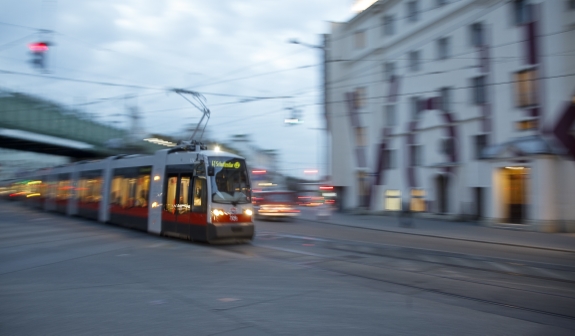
left=1, top=201, right=574, bottom=335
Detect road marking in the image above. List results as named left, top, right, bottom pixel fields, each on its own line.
left=149, top=300, right=167, bottom=305
left=419, top=255, right=437, bottom=263
left=218, top=298, right=240, bottom=302
left=449, top=257, right=474, bottom=268
left=488, top=262, right=517, bottom=273
left=530, top=267, right=571, bottom=280
left=116, top=254, right=130, bottom=257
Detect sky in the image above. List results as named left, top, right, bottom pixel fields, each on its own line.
left=0, top=0, right=359, bottom=179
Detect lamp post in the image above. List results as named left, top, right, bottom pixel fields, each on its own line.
left=289, top=35, right=329, bottom=183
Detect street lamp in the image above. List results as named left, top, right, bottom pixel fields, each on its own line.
left=289, top=36, right=329, bottom=182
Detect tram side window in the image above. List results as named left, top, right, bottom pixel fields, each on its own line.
left=36, top=180, right=48, bottom=198
left=192, top=177, right=207, bottom=212
left=178, top=177, right=191, bottom=214
left=56, top=176, right=72, bottom=200
left=47, top=177, right=56, bottom=199
left=110, top=169, right=150, bottom=208
left=164, top=176, right=193, bottom=214
left=78, top=173, right=103, bottom=203
left=165, top=176, right=178, bottom=213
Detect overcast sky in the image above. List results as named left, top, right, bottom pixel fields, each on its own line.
left=0, top=0, right=358, bottom=179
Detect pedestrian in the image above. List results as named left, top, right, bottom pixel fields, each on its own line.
left=398, top=200, right=414, bottom=228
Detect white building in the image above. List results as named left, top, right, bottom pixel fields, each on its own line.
left=326, top=0, right=575, bottom=231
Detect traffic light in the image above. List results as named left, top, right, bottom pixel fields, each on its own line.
left=28, top=42, right=49, bottom=70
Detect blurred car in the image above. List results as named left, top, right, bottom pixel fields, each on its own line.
left=252, top=190, right=300, bottom=220
left=315, top=203, right=333, bottom=220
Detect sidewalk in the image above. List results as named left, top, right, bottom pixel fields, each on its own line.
left=298, top=207, right=575, bottom=253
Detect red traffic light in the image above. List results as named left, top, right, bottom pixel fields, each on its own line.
left=28, top=42, right=49, bottom=53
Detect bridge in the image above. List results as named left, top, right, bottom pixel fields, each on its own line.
left=0, top=90, right=166, bottom=158
left=0, top=89, right=172, bottom=180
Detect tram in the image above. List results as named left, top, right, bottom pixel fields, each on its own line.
left=9, top=141, right=254, bottom=243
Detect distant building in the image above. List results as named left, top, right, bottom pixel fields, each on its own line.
left=226, top=134, right=283, bottom=189
left=326, top=0, right=575, bottom=231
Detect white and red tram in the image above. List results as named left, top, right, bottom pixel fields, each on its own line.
left=13, top=143, right=254, bottom=243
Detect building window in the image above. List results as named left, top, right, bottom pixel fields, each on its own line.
left=410, top=145, right=423, bottom=166
left=385, top=104, right=396, bottom=127
left=355, top=87, right=367, bottom=108
left=474, top=134, right=487, bottom=159
left=384, top=62, right=395, bottom=81
left=411, top=96, right=422, bottom=120
left=515, top=69, right=537, bottom=108
left=416, top=145, right=423, bottom=166
left=516, top=119, right=538, bottom=131
left=411, top=189, right=426, bottom=212
left=383, top=15, right=395, bottom=36
left=470, top=22, right=483, bottom=47
left=409, top=50, right=420, bottom=72
left=355, top=30, right=366, bottom=49
left=441, top=138, right=454, bottom=157
left=513, top=0, right=531, bottom=25
left=437, top=37, right=450, bottom=60
left=356, top=127, right=367, bottom=147
left=439, top=87, right=450, bottom=112
left=385, top=189, right=401, bottom=211
left=569, top=0, right=575, bottom=10
left=384, top=149, right=396, bottom=169
left=407, top=1, right=419, bottom=23
left=471, top=76, right=487, bottom=105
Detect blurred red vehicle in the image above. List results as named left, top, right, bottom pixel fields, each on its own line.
left=252, top=190, right=300, bottom=220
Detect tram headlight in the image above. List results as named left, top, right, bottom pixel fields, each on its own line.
left=212, top=209, right=225, bottom=217
left=244, top=209, right=253, bottom=216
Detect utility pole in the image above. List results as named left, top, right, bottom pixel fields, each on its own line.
left=289, top=35, right=329, bottom=182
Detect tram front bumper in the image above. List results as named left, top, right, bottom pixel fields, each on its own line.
left=207, top=222, right=254, bottom=241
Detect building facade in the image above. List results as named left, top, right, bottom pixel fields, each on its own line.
left=326, top=0, right=575, bottom=231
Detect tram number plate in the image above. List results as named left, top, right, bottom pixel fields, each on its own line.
left=229, top=215, right=238, bottom=221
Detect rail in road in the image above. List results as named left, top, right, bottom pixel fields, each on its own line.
left=2, top=201, right=575, bottom=334
left=223, top=230, right=575, bottom=330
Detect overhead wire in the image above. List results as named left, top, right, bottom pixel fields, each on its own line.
left=0, top=20, right=41, bottom=31
left=0, top=69, right=299, bottom=102
left=3, top=1, right=573, bottom=132
left=288, top=25, right=575, bottom=99
left=0, top=33, right=37, bottom=52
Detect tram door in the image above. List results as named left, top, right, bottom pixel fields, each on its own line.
left=189, top=177, right=208, bottom=240
left=162, top=174, right=179, bottom=234
left=176, top=175, right=192, bottom=237
left=162, top=173, right=191, bottom=237
left=161, top=171, right=207, bottom=240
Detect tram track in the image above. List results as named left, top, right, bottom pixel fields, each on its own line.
left=255, top=230, right=575, bottom=284
left=222, top=234, right=575, bottom=330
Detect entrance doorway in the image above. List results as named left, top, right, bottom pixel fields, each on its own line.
left=506, top=168, right=528, bottom=223
left=474, top=187, right=484, bottom=219
left=357, top=172, right=370, bottom=208
left=436, top=174, right=449, bottom=214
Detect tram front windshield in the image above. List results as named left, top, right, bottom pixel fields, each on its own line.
left=209, top=157, right=251, bottom=204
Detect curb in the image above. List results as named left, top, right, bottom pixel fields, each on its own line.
left=297, top=216, right=575, bottom=254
